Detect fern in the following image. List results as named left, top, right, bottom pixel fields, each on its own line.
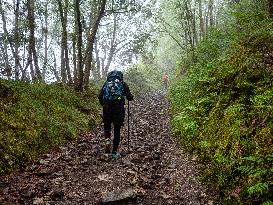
left=243, top=156, right=264, bottom=163
left=261, top=200, right=273, bottom=205
left=266, top=154, right=273, bottom=161
left=238, top=165, right=255, bottom=175
left=240, top=155, right=272, bottom=197
left=247, top=182, right=268, bottom=196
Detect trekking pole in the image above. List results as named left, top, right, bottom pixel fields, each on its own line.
left=127, top=100, right=130, bottom=152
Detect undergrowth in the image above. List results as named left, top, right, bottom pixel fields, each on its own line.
left=170, top=1, right=273, bottom=204
left=0, top=80, right=100, bottom=174
left=124, top=63, right=162, bottom=96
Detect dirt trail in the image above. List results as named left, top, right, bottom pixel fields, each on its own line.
left=0, top=91, right=217, bottom=205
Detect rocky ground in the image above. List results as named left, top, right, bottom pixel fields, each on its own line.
left=0, top=91, right=218, bottom=205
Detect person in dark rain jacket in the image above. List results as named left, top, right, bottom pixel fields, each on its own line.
left=98, top=70, right=133, bottom=159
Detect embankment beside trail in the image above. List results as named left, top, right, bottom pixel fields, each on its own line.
left=0, top=80, right=100, bottom=174
left=169, top=4, right=273, bottom=204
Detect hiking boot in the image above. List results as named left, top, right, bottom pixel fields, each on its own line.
left=105, top=138, right=111, bottom=154
left=111, top=152, right=121, bottom=160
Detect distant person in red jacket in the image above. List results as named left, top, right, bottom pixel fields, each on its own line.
left=162, top=72, right=169, bottom=90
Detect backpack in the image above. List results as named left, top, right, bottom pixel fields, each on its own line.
left=102, top=70, right=125, bottom=102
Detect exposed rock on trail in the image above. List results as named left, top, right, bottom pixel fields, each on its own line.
left=0, top=91, right=217, bottom=205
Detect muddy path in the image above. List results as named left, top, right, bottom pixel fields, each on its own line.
left=0, top=91, right=217, bottom=205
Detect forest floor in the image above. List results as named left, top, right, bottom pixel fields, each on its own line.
left=0, top=91, right=218, bottom=205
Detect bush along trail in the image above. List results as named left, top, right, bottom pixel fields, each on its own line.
left=0, top=91, right=217, bottom=205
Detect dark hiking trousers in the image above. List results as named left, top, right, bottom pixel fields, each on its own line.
left=103, top=103, right=125, bottom=153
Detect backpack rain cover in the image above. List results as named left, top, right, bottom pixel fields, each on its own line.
left=103, top=70, right=125, bottom=102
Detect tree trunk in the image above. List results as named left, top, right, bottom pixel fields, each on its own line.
left=0, top=37, right=11, bottom=79
left=22, top=43, right=28, bottom=80
left=208, top=0, right=214, bottom=27
left=103, top=13, right=117, bottom=74
left=198, top=0, right=205, bottom=40
left=53, top=52, right=61, bottom=82
left=64, top=0, right=72, bottom=84
left=269, top=0, right=273, bottom=18
left=205, top=5, right=209, bottom=35
left=184, top=1, right=194, bottom=51
left=58, top=0, right=72, bottom=84
left=72, top=34, right=77, bottom=83
left=83, top=4, right=96, bottom=81
left=101, top=48, right=107, bottom=78
left=42, top=0, right=49, bottom=81
left=28, top=52, right=35, bottom=80
left=94, top=39, right=101, bottom=79
left=83, top=0, right=107, bottom=91
left=14, top=0, right=20, bottom=79
left=74, top=0, right=83, bottom=91
left=0, top=0, right=14, bottom=79
left=27, top=0, right=42, bottom=81
left=58, top=0, right=67, bottom=83
left=192, top=8, right=198, bottom=47
left=160, top=11, right=186, bottom=50
left=0, top=0, right=24, bottom=79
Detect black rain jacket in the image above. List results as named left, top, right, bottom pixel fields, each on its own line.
left=98, top=82, right=133, bottom=126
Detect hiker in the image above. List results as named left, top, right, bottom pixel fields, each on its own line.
left=98, top=70, right=134, bottom=159
left=162, top=72, right=169, bottom=90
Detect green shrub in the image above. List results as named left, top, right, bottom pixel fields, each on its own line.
left=169, top=1, right=273, bottom=204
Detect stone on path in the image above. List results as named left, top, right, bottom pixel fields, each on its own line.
left=100, top=188, right=136, bottom=204
left=35, top=167, right=52, bottom=176
left=33, top=197, right=44, bottom=205
left=49, top=189, right=65, bottom=200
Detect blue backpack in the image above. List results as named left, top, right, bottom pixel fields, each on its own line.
left=103, top=70, right=125, bottom=102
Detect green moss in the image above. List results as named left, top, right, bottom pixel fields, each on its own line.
left=0, top=80, right=99, bottom=174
